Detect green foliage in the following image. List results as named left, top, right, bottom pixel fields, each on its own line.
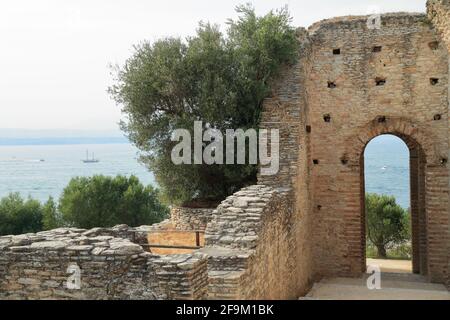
left=59, top=175, right=169, bottom=229
left=366, top=242, right=412, bottom=260
left=109, top=5, right=299, bottom=204
left=42, top=196, right=63, bottom=230
left=0, top=193, right=43, bottom=236
left=365, top=193, right=410, bottom=258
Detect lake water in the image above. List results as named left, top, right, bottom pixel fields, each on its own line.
left=0, top=135, right=410, bottom=208
left=0, top=143, right=155, bottom=202
left=364, top=135, right=409, bottom=209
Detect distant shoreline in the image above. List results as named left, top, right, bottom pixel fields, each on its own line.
left=0, top=137, right=129, bottom=146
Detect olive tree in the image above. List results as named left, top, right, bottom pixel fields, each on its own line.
left=109, top=5, right=299, bottom=205
left=366, top=193, right=410, bottom=258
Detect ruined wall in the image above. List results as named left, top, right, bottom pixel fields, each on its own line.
left=428, top=0, right=450, bottom=52
left=304, top=13, right=449, bottom=282
left=427, top=0, right=450, bottom=288
left=170, top=207, right=214, bottom=231
left=258, top=28, right=309, bottom=189
left=202, top=185, right=307, bottom=299
left=0, top=225, right=208, bottom=300
left=257, top=28, right=315, bottom=294
left=256, top=11, right=450, bottom=288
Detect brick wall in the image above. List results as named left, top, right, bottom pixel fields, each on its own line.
left=427, top=0, right=450, bottom=288
left=304, top=13, right=448, bottom=283
left=258, top=12, right=449, bottom=287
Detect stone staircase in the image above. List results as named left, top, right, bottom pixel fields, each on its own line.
left=301, top=273, right=450, bottom=300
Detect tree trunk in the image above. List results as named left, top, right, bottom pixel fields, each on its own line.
left=376, top=245, right=387, bottom=259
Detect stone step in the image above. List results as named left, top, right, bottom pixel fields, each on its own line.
left=323, top=275, right=446, bottom=291
left=302, top=276, right=450, bottom=300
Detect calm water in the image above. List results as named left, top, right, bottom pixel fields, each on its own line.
left=0, top=143, right=155, bottom=202
left=0, top=135, right=409, bottom=208
left=364, top=135, right=409, bottom=209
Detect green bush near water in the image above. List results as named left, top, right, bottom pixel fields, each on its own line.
left=59, top=175, right=168, bottom=229
left=0, top=193, right=43, bottom=236
left=0, top=175, right=168, bottom=235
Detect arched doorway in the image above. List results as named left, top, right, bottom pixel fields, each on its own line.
left=340, top=117, right=443, bottom=280
left=362, top=134, right=426, bottom=275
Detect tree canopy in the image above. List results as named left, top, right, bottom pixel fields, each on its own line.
left=365, top=193, right=410, bottom=258
left=0, top=193, right=43, bottom=236
left=59, top=175, right=169, bottom=229
left=0, top=176, right=169, bottom=235
left=110, top=5, right=299, bottom=205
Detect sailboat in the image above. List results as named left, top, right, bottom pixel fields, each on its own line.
left=82, top=150, right=99, bottom=163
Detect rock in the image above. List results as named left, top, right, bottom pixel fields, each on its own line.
left=109, top=241, right=143, bottom=255
left=233, top=198, right=248, bottom=208
left=30, top=241, right=66, bottom=250
left=66, top=245, right=94, bottom=251
left=18, top=278, right=41, bottom=286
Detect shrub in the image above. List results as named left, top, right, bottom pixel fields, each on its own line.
left=59, top=175, right=169, bottom=229
left=0, top=193, right=43, bottom=236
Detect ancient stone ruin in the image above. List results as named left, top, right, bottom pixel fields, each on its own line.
left=1, top=0, right=449, bottom=299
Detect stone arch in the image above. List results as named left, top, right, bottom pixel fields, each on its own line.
left=339, top=117, right=447, bottom=280
left=343, top=117, right=442, bottom=167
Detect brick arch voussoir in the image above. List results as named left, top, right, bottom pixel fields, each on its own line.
left=344, top=117, right=439, bottom=166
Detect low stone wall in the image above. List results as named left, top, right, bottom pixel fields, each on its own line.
left=171, top=207, right=215, bottom=231
left=202, top=185, right=308, bottom=299
left=0, top=226, right=208, bottom=300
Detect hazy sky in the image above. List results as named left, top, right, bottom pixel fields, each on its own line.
left=0, top=0, right=426, bottom=132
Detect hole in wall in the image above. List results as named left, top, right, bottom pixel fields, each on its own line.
left=317, top=205, right=322, bottom=211
left=328, top=81, right=337, bottom=89
left=333, top=48, right=341, bottom=55
left=306, top=125, right=311, bottom=133
left=428, top=41, right=439, bottom=50
left=441, top=158, right=448, bottom=166
left=313, top=159, right=319, bottom=165
left=434, top=114, right=442, bottom=121
left=323, top=114, right=331, bottom=122
left=375, top=77, right=386, bottom=86
left=378, top=116, right=386, bottom=123
left=341, top=157, right=348, bottom=165
left=430, top=78, right=439, bottom=85
left=372, top=46, right=382, bottom=52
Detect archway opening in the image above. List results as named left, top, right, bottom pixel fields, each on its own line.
left=361, top=134, right=426, bottom=275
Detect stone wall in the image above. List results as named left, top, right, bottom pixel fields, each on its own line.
left=202, top=185, right=311, bottom=299
left=428, top=0, right=450, bottom=52
left=258, top=28, right=310, bottom=190
left=170, top=207, right=215, bottom=231
left=0, top=226, right=208, bottom=300
left=427, top=0, right=450, bottom=289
